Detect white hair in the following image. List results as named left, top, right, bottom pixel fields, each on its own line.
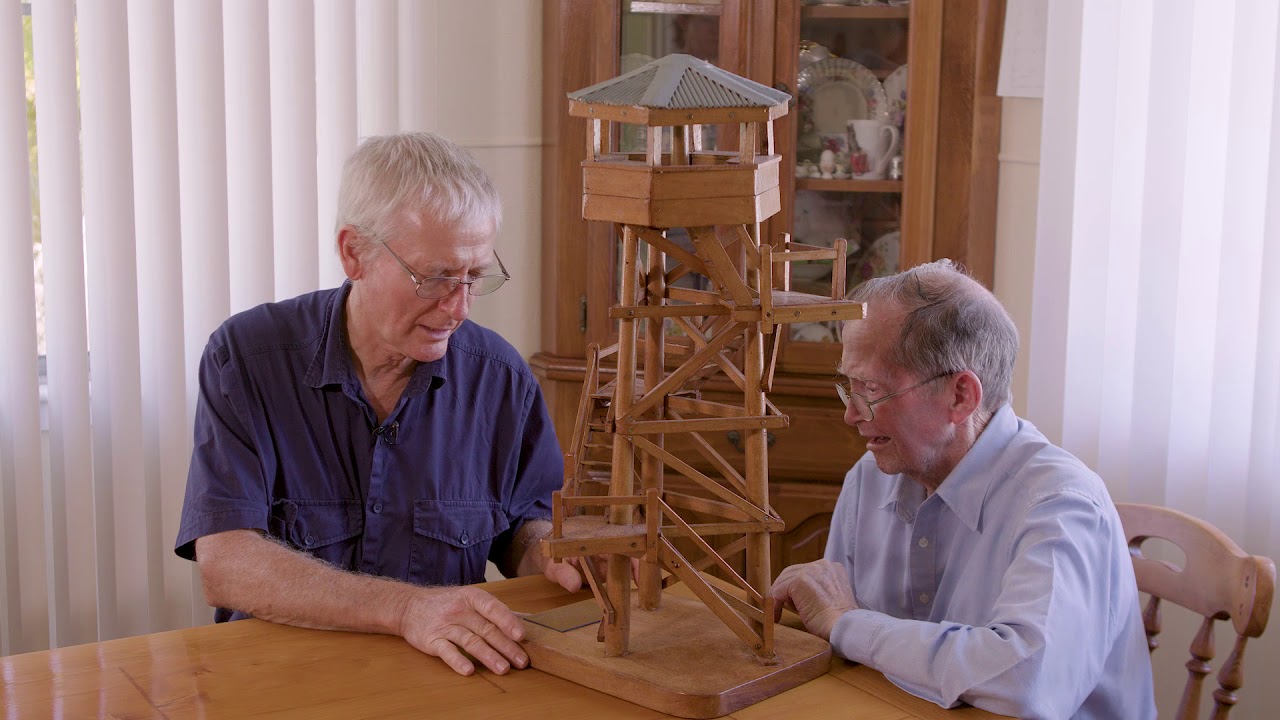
left=847, top=260, right=1019, bottom=419
left=335, top=132, right=502, bottom=254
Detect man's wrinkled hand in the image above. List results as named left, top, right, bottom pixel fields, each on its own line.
left=772, top=560, right=858, bottom=641
left=398, top=586, right=528, bottom=676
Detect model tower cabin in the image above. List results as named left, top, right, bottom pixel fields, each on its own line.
left=532, top=55, right=863, bottom=718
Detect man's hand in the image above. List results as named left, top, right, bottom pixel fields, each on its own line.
left=542, top=555, right=588, bottom=592
left=397, top=585, right=529, bottom=676
left=772, top=559, right=859, bottom=641
left=514, top=521, right=641, bottom=593
left=540, top=554, right=642, bottom=594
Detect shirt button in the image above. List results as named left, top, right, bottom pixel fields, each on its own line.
left=919, top=593, right=931, bottom=604
left=304, top=535, right=315, bottom=547
left=918, top=537, right=930, bottom=548
left=459, top=532, right=470, bottom=546
left=372, top=502, right=383, bottom=514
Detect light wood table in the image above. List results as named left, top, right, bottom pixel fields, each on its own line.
left=0, top=576, right=1008, bottom=719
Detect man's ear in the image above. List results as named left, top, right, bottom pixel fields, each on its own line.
left=336, top=226, right=366, bottom=280
left=949, top=370, right=983, bottom=424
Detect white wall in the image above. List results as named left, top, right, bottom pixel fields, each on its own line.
left=992, top=98, right=1042, bottom=418
left=406, top=2, right=543, bottom=358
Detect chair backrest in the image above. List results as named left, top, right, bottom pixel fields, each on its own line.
left=1116, top=503, right=1276, bottom=720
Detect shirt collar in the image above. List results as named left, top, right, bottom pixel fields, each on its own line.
left=874, top=404, right=1019, bottom=531
left=304, top=280, right=446, bottom=395
left=932, top=404, right=1019, bottom=532
left=879, top=474, right=925, bottom=523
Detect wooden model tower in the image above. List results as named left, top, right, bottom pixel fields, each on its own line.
left=525, top=55, right=865, bottom=718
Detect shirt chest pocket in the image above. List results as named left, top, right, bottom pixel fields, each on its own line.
left=271, top=499, right=364, bottom=570
left=409, top=500, right=510, bottom=586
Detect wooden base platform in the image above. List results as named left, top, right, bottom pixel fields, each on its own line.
left=521, top=591, right=831, bottom=718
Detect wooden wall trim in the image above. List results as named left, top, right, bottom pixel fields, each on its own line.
left=926, top=0, right=1004, bottom=288
left=541, top=0, right=619, bottom=357
left=966, top=0, right=1006, bottom=288
left=899, top=0, right=942, bottom=271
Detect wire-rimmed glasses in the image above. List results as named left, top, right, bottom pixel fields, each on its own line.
left=835, top=372, right=954, bottom=422
left=380, top=238, right=510, bottom=299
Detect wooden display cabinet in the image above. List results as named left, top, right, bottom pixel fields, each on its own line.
left=534, top=0, right=1003, bottom=579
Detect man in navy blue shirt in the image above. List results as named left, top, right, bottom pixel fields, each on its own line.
left=175, top=133, right=582, bottom=677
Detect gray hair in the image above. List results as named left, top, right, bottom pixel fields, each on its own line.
left=335, top=132, right=502, bottom=253
left=847, top=260, right=1019, bottom=418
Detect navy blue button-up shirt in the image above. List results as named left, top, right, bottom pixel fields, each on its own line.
left=175, top=283, right=562, bottom=621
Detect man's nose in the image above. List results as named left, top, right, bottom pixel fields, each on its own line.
left=438, top=282, right=471, bottom=320
left=843, top=401, right=864, bottom=427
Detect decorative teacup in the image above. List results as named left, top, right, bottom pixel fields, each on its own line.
left=846, top=119, right=901, bottom=180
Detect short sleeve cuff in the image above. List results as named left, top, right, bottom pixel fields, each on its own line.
left=174, top=506, right=270, bottom=561
left=830, top=608, right=892, bottom=665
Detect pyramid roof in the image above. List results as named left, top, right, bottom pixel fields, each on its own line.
left=567, top=54, right=790, bottom=124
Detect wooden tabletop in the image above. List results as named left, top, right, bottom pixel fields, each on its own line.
left=0, top=575, right=1007, bottom=719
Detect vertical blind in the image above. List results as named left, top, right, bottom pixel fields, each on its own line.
left=0, top=0, right=43, bottom=654
left=0, top=0, right=437, bottom=654
left=1030, top=0, right=1280, bottom=715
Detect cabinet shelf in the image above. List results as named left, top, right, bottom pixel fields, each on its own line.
left=795, top=177, right=903, bottom=193
left=800, top=4, right=910, bottom=20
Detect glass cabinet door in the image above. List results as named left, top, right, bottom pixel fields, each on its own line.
left=590, top=1, right=743, bottom=347
left=618, top=4, right=724, bottom=153
left=585, top=0, right=925, bottom=376
left=771, top=0, right=911, bottom=374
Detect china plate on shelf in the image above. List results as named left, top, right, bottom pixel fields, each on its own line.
left=847, top=230, right=900, bottom=293
left=883, top=64, right=907, bottom=135
left=797, top=58, right=888, bottom=158
left=792, top=192, right=860, bottom=257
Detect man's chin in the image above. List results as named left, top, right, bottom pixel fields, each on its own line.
left=870, top=452, right=902, bottom=476
left=410, top=338, right=451, bottom=363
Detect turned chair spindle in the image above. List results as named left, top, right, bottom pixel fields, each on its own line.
left=1117, top=503, right=1274, bottom=720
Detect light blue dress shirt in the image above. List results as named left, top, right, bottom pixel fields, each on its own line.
left=825, top=405, right=1156, bottom=719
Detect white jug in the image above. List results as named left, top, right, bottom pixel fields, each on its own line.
left=846, top=119, right=901, bottom=180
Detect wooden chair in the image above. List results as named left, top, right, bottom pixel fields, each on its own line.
left=1116, top=503, right=1276, bottom=720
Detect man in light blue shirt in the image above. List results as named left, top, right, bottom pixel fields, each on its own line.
left=773, top=261, right=1156, bottom=719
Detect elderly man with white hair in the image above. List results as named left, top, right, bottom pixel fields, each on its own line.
left=773, top=260, right=1156, bottom=719
left=176, top=133, right=579, bottom=678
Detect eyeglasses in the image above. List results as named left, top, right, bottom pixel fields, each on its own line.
left=379, top=238, right=510, bottom=299
left=835, top=371, right=954, bottom=423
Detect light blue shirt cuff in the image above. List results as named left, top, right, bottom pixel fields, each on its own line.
left=830, top=608, right=890, bottom=665
left=830, top=609, right=960, bottom=709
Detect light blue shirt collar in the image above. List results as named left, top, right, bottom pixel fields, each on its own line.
left=875, top=405, right=1019, bottom=533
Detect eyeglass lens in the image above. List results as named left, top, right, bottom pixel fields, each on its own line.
left=834, top=382, right=873, bottom=422
left=416, top=274, right=508, bottom=299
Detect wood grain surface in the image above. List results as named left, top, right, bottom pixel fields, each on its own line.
left=0, top=575, right=1010, bottom=719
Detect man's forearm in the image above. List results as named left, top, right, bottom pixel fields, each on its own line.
left=196, top=529, right=413, bottom=635
left=502, top=519, right=553, bottom=578
left=197, top=528, right=542, bottom=677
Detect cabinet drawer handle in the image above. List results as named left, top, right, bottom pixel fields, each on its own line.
left=726, top=430, right=778, bottom=453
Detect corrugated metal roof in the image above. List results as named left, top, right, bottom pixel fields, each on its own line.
left=579, top=67, right=660, bottom=106
left=568, top=54, right=790, bottom=110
